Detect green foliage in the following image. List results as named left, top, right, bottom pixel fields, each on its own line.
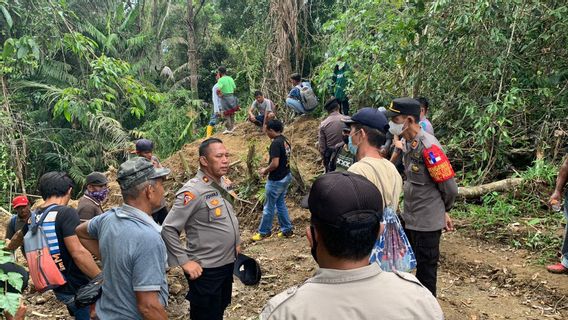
left=0, top=241, right=23, bottom=316
left=139, top=90, right=205, bottom=158
left=317, top=0, right=568, bottom=182
left=0, top=142, right=15, bottom=191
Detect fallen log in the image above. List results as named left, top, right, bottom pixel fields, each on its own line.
left=458, top=177, right=523, bottom=199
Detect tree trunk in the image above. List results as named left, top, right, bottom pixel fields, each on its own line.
left=458, top=178, right=523, bottom=199
left=187, top=0, right=199, bottom=96
left=1, top=75, right=26, bottom=194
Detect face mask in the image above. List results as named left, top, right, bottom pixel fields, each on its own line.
left=310, top=226, right=318, bottom=263
left=389, top=121, right=404, bottom=136
left=348, top=135, right=358, bottom=155
left=87, top=188, right=109, bottom=203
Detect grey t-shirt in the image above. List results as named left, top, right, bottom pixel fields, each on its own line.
left=251, top=98, right=274, bottom=115
left=88, top=205, right=168, bottom=320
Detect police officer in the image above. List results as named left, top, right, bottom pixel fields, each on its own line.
left=261, top=172, right=443, bottom=320
left=161, top=138, right=240, bottom=320
left=386, top=97, right=459, bottom=296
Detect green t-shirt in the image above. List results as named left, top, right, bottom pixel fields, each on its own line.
left=217, top=75, right=236, bottom=95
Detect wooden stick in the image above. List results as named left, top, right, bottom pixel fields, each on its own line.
left=0, top=206, right=12, bottom=216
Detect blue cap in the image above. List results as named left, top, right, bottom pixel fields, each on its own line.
left=342, top=107, right=390, bottom=134
left=135, top=139, right=154, bottom=152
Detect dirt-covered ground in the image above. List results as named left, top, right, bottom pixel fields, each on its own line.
left=5, top=117, right=568, bottom=319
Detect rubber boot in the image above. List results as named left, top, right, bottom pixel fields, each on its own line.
left=206, top=125, right=214, bottom=138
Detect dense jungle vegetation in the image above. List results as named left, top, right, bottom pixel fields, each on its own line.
left=1, top=0, right=567, bottom=199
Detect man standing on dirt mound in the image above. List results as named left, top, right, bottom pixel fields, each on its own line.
left=343, top=107, right=403, bottom=211
left=161, top=138, right=241, bottom=320
left=260, top=172, right=443, bottom=320
left=216, top=66, right=239, bottom=134
left=386, top=97, right=458, bottom=296
left=547, top=156, right=568, bottom=273
left=252, top=119, right=294, bottom=241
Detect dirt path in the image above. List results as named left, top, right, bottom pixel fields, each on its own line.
left=10, top=211, right=568, bottom=320
left=9, top=117, right=568, bottom=319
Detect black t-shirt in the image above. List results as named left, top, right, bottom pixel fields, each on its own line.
left=268, top=135, right=291, bottom=181
left=24, top=205, right=90, bottom=294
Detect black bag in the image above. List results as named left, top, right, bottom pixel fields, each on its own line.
left=74, top=272, right=103, bottom=308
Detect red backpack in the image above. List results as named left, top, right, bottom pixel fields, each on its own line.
left=23, top=204, right=67, bottom=292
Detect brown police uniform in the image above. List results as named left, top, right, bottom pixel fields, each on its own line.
left=161, top=169, right=240, bottom=320
left=260, top=263, right=443, bottom=320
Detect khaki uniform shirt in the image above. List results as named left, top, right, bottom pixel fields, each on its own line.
left=161, top=170, right=240, bottom=269
left=348, top=157, right=403, bottom=210
left=318, top=111, right=348, bottom=155
left=260, top=263, right=443, bottom=320
left=402, top=130, right=458, bottom=231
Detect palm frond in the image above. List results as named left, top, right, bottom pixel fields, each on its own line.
left=173, top=63, right=189, bottom=77
left=81, top=22, right=109, bottom=49
left=13, top=81, right=64, bottom=106
left=37, top=60, right=78, bottom=85
left=86, top=113, right=130, bottom=155
left=126, top=33, right=152, bottom=51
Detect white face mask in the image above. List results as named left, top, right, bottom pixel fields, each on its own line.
left=389, top=121, right=404, bottom=136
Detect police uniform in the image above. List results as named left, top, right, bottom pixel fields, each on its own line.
left=161, top=169, right=240, bottom=320
left=402, top=129, right=458, bottom=296
left=260, top=264, right=443, bottom=320
left=385, top=97, right=458, bottom=297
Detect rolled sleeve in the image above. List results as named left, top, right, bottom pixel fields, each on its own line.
left=161, top=191, right=200, bottom=267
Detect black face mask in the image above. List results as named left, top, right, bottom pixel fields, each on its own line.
left=342, top=135, right=349, bottom=145
left=310, top=225, right=318, bottom=263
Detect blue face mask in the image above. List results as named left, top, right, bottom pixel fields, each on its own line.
left=348, top=136, right=358, bottom=155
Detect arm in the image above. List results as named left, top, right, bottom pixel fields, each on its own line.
left=551, top=156, right=568, bottom=203
left=135, top=291, right=167, bottom=320
left=318, top=125, right=326, bottom=157
left=248, top=104, right=256, bottom=119
left=4, top=230, right=24, bottom=251
left=64, top=235, right=101, bottom=278
left=161, top=193, right=203, bottom=279
left=437, top=177, right=458, bottom=213
left=76, top=221, right=100, bottom=259
left=260, top=157, right=279, bottom=176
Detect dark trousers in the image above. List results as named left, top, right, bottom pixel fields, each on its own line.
left=404, top=229, right=441, bottom=297
left=185, top=263, right=234, bottom=320
left=339, top=99, right=349, bottom=115
left=323, top=148, right=334, bottom=173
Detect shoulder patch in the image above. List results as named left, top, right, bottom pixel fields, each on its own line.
left=183, top=191, right=195, bottom=205
left=422, top=144, right=455, bottom=183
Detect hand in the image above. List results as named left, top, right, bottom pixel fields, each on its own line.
left=182, top=261, right=203, bottom=280
left=394, top=140, right=404, bottom=150
left=258, top=168, right=267, bottom=176
left=444, top=212, right=454, bottom=232
left=248, top=115, right=256, bottom=122
left=549, top=191, right=562, bottom=207
left=236, top=245, right=241, bottom=255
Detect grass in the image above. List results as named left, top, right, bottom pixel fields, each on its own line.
left=452, top=159, right=564, bottom=264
